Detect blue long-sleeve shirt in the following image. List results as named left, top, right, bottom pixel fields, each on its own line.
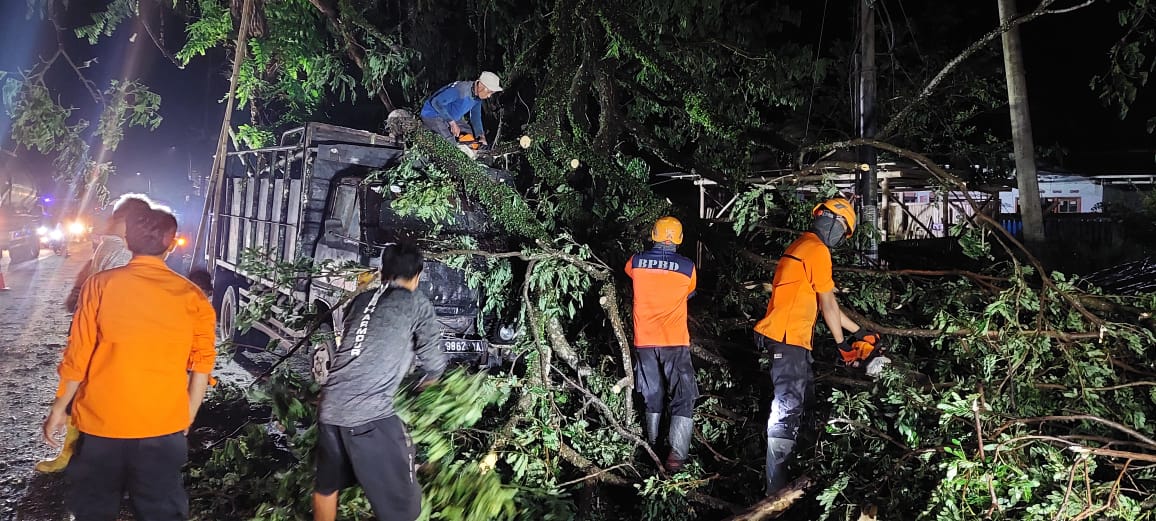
left=420, top=81, right=485, bottom=137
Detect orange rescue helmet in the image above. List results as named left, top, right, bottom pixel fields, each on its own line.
left=651, top=216, right=684, bottom=245
left=813, top=198, right=856, bottom=237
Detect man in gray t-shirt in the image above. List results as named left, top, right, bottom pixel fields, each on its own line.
left=313, top=243, right=446, bottom=521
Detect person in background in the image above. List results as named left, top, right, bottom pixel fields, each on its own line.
left=64, top=194, right=153, bottom=313
left=186, top=267, right=213, bottom=299
left=312, top=242, right=447, bottom=521
left=625, top=216, right=699, bottom=473
left=42, top=207, right=216, bottom=520
left=38, top=194, right=154, bottom=475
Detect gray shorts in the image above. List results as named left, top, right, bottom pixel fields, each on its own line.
left=315, top=416, right=420, bottom=521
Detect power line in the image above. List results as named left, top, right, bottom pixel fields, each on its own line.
left=803, top=0, right=831, bottom=142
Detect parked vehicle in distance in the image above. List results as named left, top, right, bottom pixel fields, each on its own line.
left=1, top=171, right=43, bottom=263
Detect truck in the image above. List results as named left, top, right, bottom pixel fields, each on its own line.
left=207, top=123, right=515, bottom=378
left=0, top=170, right=42, bottom=264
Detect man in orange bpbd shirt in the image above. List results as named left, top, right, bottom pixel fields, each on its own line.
left=42, top=207, right=216, bottom=521
left=753, top=198, right=879, bottom=495
left=625, top=216, right=698, bottom=473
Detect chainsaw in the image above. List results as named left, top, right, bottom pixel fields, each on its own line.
left=838, top=330, right=891, bottom=378
left=457, top=132, right=489, bottom=151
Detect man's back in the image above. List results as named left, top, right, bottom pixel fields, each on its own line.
left=319, top=286, right=446, bottom=427
left=62, top=256, right=216, bottom=438
left=625, top=245, right=697, bottom=347
left=420, top=81, right=479, bottom=121
left=753, top=232, right=834, bottom=349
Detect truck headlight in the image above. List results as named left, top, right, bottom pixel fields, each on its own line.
left=37, top=226, right=48, bottom=236
left=498, top=325, right=517, bottom=342
left=68, top=221, right=86, bottom=235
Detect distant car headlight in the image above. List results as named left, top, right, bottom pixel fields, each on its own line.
left=37, top=226, right=48, bottom=236
left=40, top=236, right=50, bottom=243
left=498, top=325, right=517, bottom=342
left=68, top=221, right=86, bottom=235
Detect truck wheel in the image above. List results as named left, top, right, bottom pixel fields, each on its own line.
left=8, top=242, right=32, bottom=264
left=218, top=286, right=238, bottom=349
left=311, top=322, right=336, bottom=384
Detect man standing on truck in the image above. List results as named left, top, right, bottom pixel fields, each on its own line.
left=625, top=216, right=699, bottom=473
left=313, top=242, right=447, bottom=521
left=37, top=193, right=153, bottom=474
left=753, top=198, right=880, bottom=495
left=420, top=71, right=503, bottom=147
left=42, top=207, right=216, bottom=520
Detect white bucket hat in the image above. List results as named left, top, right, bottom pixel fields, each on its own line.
left=478, top=71, right=503, bottom=92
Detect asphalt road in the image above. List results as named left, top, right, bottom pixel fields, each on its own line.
left=0, top=244, right=84, bottom=521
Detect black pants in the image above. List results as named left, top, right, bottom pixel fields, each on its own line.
left=315, top=415, right=421, bottom=521
left=633, top=346, right=699, bottom=417
left=66, top=432, right=188, bottom=521
left=757, top=335, right=814, bottom=441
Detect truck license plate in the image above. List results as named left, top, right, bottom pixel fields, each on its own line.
left=442, top=339, right=486, bottom=353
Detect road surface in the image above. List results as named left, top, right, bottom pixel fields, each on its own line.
left=0, top=244, right=84, bottom=521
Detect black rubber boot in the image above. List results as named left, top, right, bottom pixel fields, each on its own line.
left=666, top=415, right=693, bottom=473
left=766, top=437, right=796, bottom=495
left=645, top=413, right=662, bottom=446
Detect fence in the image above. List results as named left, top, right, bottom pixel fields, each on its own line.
left=997, top=213, right=1121, bottom=246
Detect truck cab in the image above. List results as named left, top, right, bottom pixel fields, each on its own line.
left=209, top=123, right=513, bottom=376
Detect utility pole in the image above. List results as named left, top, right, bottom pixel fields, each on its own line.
left=855, top=0, right=879, bottom=262
left=997, top=0, right=1045, bottom=249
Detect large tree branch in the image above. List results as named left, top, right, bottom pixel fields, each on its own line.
left=722, top=476, right=814, bottom=521
left=553, top=367, right=663, bottom=468
left=798, top=138, right=1106, bottom=328
left=995, top=415, right=1156, bottom=448
left=882, top=0, right=1099, bottom=138
left=599, top=283, right=635, bottom=420
left=307, top=0, right=395, bottom=111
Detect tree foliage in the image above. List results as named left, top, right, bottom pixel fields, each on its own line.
left=8, top=0, right=1156, bottom=519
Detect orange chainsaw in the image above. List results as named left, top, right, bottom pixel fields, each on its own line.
left=457, top=132, right=488, bottom=151
left=838, top=330, right=889, bottom=376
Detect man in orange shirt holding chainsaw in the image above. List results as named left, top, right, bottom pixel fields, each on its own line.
left=753, top=198, right=883, bottom=495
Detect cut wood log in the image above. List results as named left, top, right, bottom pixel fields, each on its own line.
left=722, top=475, right=814, bottom=521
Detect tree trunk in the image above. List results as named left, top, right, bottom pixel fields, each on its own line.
left=997, top=0, right=1045, bottom=248
left=193, top=0, right=254, bottom=266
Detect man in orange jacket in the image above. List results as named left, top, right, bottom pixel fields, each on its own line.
left=37, top=194, right=153, bottom=475
left=753, top=198, right=878, bottom=495
left=626, top=216, right=698, bottom=473
left=42, top=207, right=215, bottom=520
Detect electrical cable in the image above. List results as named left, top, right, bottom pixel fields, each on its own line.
left=803, top=0, right=831, bottom=142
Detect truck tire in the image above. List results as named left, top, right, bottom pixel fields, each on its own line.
left=311, top=321, right=337, bottom=384
left=218, top=286, right=238, bottom=350
left=8, top=241, right=34, bottom=264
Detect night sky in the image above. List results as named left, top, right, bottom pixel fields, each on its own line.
left=0, top=1, right=227, bottom=211
left=1, top=0, right=1153, bottom=207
